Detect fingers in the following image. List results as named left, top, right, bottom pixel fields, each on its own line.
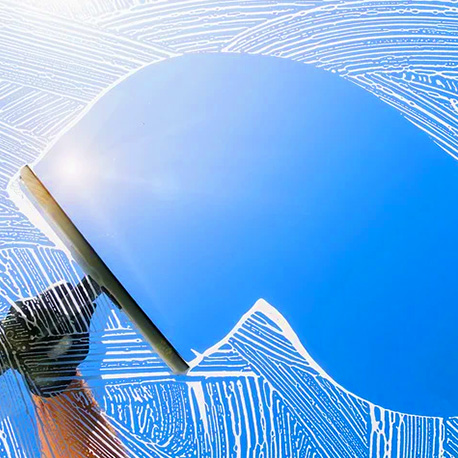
left=72, top=276, right=101, bottom=308
left=66, top=276, right=101, bottom=329
left=0, top=277, right=103, bottom=397
left=37, top=276, right=101, bottom=335
left=42, top=281, right=74, bottom=301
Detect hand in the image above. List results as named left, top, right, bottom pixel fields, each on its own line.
left=0, top=277, right=101, bottom=397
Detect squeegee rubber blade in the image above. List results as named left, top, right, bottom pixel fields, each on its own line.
left=19, top=165, right=189, bottom=375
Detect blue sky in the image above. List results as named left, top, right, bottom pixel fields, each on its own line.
left=37, top=53, right=458, bottom=417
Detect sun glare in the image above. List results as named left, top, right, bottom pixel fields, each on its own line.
left=61, top=157, right=85, bottom=181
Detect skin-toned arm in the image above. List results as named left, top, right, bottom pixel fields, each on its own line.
left=32, top=371, right=128, bottom=458
left=0, top=277, right=128, bottom=456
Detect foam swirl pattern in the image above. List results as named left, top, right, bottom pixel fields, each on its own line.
left=0, top=1, right=455, bottom=456
left=96, top=300, right=450, bottom=457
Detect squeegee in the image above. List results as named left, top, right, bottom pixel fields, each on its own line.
left=18, top=165, right=189, bottom=375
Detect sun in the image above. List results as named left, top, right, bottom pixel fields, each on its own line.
left=61, top=156, right=85, bottom=182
